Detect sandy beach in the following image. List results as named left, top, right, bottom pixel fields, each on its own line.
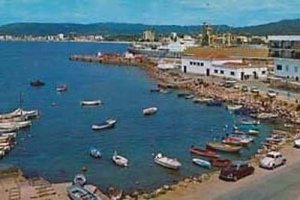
left=157, top=144, right=300, bottom=200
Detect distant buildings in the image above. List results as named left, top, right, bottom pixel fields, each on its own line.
left=142, top=30, right=155, bottom=42
left=269, top=35, right=300, bottom=81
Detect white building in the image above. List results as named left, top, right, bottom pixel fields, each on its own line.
left=181, top=56, right=267, bottom=80
left=142, top=30, right=155, bottom=42
left=268, top=35, right=300, bottom=81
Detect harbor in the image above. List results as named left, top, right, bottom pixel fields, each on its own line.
left=0, top=41, right=278, bottom=197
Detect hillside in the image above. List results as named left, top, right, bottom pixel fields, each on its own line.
left=0, top=19, right=299, bottom=36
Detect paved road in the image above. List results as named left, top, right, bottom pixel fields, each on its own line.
left=216, top=163, right=300, bottom=200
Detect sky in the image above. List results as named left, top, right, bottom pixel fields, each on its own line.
left=0, top=0, right=299, bottom=26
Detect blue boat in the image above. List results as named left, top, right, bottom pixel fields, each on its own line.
left=90, top=147, right=101, bottom=159
left=192, top=158, right=211, bottom=169
left=67, top=185, right=98, bottom=200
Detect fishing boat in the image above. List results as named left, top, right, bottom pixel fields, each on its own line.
left=256, top=113, right=278, bottom=120
left=206, top=142, right=242, bottom=153
left=150, top=88, right=160, bottom=93
left=80, top=100, right=102, bottom=106
left=0, top=121, right=32, bottom=129
left=211, top=159, right=232, bottom=168
left=0, top=127, right=18, bottom=133
left=0, top=108, right=38, bottom=119
left=222, top=137, right=243, bottom=146
left=73, top=174, right=87, bottom=186
left=229, top=135, right=254, bottom=144
left=248, top=129, right=260, bottom=136
left=184, top=94, right=195, bottom=99
left=177, top=93, right=190, bottom=98
left=192, top=158, right=211, bottom=169
left=92, top=119, right=116, bottom=131
left=90, top=147, right=101, bottom=159
left=193, top=97, right=213, bottom=104
left=112, top=151, right=128, bottom=167
left=143, top=107, right=158, bottom=115
left=239, top=119, right=260, bottom=125
left=189, top=146, right=220, bottom=159
left=30, top=80, right=45, bottom=87
left=67, top=185, right=98, bottom=200
left=206, top=100, right=223, bottom=106
left=1, top=132, right=16, bottom=138
left=56, top=84, right=68, bottom=92
left=226, top=104, right=243, bottom=111
left=154, top=153, right=181, bottom=170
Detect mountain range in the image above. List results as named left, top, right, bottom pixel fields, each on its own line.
left=0, top=19, right=299, bottom=36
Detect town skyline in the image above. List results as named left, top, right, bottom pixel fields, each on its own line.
left=0, top=0, right=300, bottom=26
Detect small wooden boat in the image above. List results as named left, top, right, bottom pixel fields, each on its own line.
left=207, top=100, right=223, bottom=106
left=30, top=80, right=45, bottom=87
left=192, top=158, right=211, bottom=169
left=206, top=142, right=242, bottom=153
left=239, top=119, right=260, bottom=125
left=80, top=100, right=102, bottom=106
left=222, top=137, right=243, bottom=146
left=193, top=97, right=213, bottom=104
left=90, top=147, right=101, bottom=159
left=92, top=119, right=116, bottom=131
left=0, top=120, right=31, bottom=129
left=143, top=107, right=158, bottom=115
left=211, top=159, right=232, bottom=168
left=177, top=93, right=190, bottom=98
left=226, top=105, right=243, bottom=111
left=189, top=146, right=220, bottom=159
left=56, top=84, right=68, bottom=92
left=154, top=153, right=181, bottom=170
left=150, top=88, right=160, bottom=93
left=184, top=94, right=195, bottom=99
left=248, top=129, right=260, bottom=136
left=73, top=174, right=86, bottom=186
left=112, top=151, right=128, bottom=167
left=0, top=108, right=38, bottom=119
left=0, top=127, right=18, bottom=133
left=67, top=185, right=98, bottom=200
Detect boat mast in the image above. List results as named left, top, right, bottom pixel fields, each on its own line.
left=19, top=92, right=23, bottom=109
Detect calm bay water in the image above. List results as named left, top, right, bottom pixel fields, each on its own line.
left=0, top=41, right=273, bottom=192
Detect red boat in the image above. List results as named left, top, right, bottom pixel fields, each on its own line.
left=189, top=146, right=220, bottom=159
left=211, top=159, right=232, bottom=168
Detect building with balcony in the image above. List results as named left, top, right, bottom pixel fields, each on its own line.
left=269, top=35, right=300, bottom=81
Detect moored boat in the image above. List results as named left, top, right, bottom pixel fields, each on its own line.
left=90, top=147, right=101, bottom=159
left=192, top=158, right=211, bottom=169
left=0, top=127, right=18, bottom=133
left=206, top=100, right=223, bottom=106
left=211, top=159, right=232, bottom=168
left=226, top=104, right=243, bottom=111
left=222, top=137, right=243, bottom=146
left=206, top=142, right=242, bottom=153
left=154, top=153, right=181, bottom=170
left=73, top=174, right=86, bottom=186
left=30, top=80, right=45, bottom=87
left=0, top=108, right=38, bottom=119
left=189, top=146, right=220, bottom=159
left=0, top=120, right=31, bottom=129
left=80, top=100, right=102, bottom=106
left=112, top=151, right=128, bottom=167
left=56, top=84, right=68, bottom=92
left=143, top=107, right=158, bottom=115
left=92, top=119, right=116, bottom=131
left=193, top=97, right=213, bottom=104
left=67, top=185, right=98, bottom=200
left=239, top=119, right=260, bottom=125
left=248, top=129, right=260, bottom=136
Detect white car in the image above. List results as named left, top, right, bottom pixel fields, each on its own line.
left=267, top=90, right=277, bottom=98
left=294, top=139, right=300, bottom=148
left=260, top=151, right=286, bottom=169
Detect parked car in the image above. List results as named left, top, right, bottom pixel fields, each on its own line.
left=250, top=87, right=260, bottom=94
left=294, top=139, right=300, bottom=148
left=267, top=90, right=277, bottom=98
left=259, top=151, right=286, bottom=169
left=241, top=85, right=249, bottom=92
left=219, top=161, right=255, bottom=181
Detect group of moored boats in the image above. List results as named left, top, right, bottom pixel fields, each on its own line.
left=0, top=108, right=39, bottom=158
